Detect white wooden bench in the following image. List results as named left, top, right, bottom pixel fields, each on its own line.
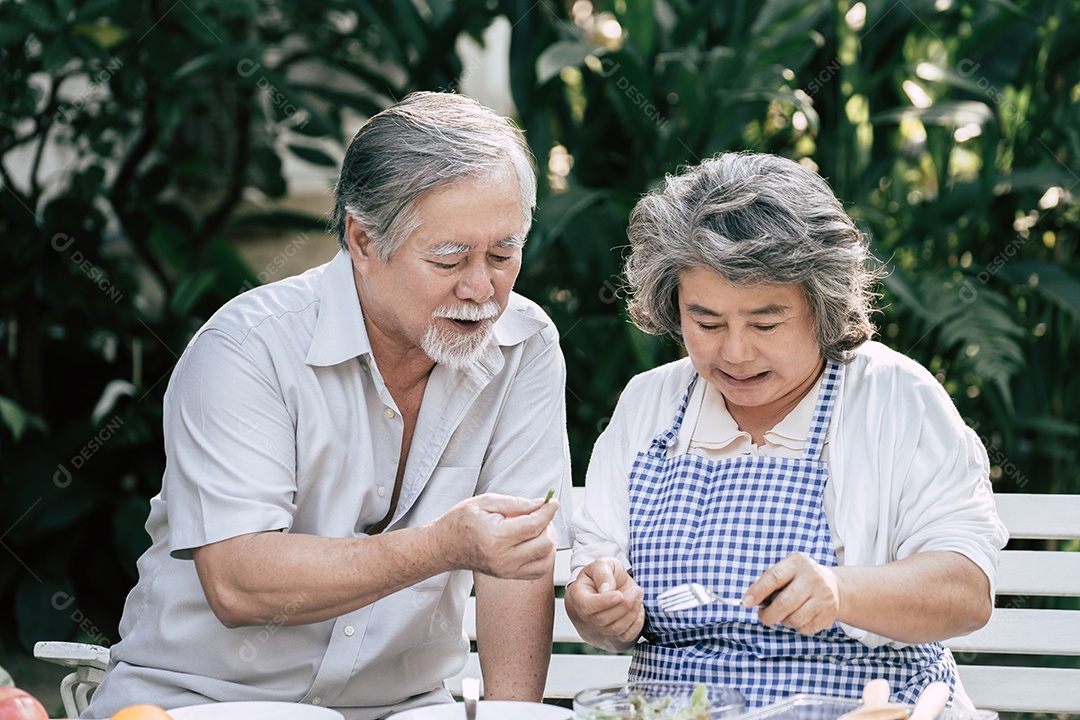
left=36, top=490, right=1080, bottom=715
left=448, top=488, right=1080, bottom=713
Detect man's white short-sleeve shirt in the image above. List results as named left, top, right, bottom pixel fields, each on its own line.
left=87, top=249, right=573, bottom=720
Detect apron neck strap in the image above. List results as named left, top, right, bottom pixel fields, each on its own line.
left=647, top=373, right=699, bottom=455
left=802, top=362, right=843, bottom=460
left=647, top=363, right=844, bottom=460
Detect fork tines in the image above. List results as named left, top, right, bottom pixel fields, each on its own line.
left=657, top=583, right=743, bottom=611
left=657, top=583, right=710, bottom=611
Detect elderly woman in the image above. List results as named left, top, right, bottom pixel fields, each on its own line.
left=565, top=152, right=1008, bottom=710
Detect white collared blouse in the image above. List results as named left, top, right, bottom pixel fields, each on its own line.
left=571, top=341, right=1008, bottom=650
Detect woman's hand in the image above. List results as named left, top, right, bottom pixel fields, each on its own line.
left=745, top=550, right=992, bottom=643
left=564, top=557, right=644, bottom=652
left=745, top=551, right=846, bottom=635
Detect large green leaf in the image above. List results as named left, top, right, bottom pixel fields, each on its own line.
left=617, top=0, right=655, bottom=56
left=247, top=67, right=342, bottom=138
left=170, top=269, right=221, bottom=317
left=0, top=395, right=33, bottom=440
left=870, top=100, right=997, bottom=128
left=919, top=274, right=1026, bottom=408
left=287, top=143, right=339, bottom=168
left=993, top=167, right=1080, bottom=196
left=288, top=82, right=387, bottom=118
left=999, top=261, right=1080, bottom=321
left=173, top=45, right=267, bottom=81
left=529, top=187, right=608, bottom=260
left=536, top=41, right=601, bottom=85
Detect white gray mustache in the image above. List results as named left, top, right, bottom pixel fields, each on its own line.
left=432, top=302, right=500, bottom=322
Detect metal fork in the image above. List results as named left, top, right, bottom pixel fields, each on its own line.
left=656, top=582, right=746, bottom=612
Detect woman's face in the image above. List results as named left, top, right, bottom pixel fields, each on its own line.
left=678, top=266, right=825, bottom=417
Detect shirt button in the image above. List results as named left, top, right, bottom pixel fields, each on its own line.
left=377, top=485, right=386, bottom=497
left=344, top=625, right=355, bottom=637
left=312, top=697, right=322, bottom=705
left=384, top=407, right=396, bottom=419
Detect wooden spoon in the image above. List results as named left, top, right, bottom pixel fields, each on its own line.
left=861, top=679, right=892, bottom=708
left=909, top=682, right=950, bottom=720
left=837, top=679, right=909, bottom=720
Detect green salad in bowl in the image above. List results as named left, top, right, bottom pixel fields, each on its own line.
left=573, top=681, right=744, bottom=719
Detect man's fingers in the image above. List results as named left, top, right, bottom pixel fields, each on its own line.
left=493, top=500, right=559, bottom=542
left=513, top=554, right=557, bottom=580
left=482, top=492, right=559, bottom=519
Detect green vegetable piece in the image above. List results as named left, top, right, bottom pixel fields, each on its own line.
left=544, top=488, right=555, bottom=504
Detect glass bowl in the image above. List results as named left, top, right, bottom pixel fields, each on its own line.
left=735, top=695, right=999, bottom=720
left=573, top=681, right=745, bottom=719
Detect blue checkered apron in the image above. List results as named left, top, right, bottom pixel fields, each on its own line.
left=627, top=364, right=959, bottom=708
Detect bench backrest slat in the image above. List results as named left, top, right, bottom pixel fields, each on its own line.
left=993, top=493, right=1080, bottom=540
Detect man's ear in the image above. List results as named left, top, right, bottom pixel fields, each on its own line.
left=345, top=214, right=378, bottom=273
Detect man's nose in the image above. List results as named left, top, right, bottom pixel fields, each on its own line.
left=456, top=262, right=494, bottom=303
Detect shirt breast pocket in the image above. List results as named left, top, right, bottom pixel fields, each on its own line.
left=411, top=465, right=482, bottom=521
left=405, top=466, right=482, bottom=593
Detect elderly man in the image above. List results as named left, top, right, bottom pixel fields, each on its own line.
left=84, top=92, right=572, bottom=720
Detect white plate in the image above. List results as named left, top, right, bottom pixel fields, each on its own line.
left=168, top=701, right=345, bottom=719
left=386, top=700, right=572, bottom=720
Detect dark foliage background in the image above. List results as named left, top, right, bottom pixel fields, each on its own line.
left=1, top=0, right=1077, bottom=699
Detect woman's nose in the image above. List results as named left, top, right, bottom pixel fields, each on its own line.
left=719, top=329, right=755, bottom=364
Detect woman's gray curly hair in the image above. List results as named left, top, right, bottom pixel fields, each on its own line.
left=624, top=152, right=881, bottom=364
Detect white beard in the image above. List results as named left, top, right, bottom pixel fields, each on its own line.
left=420, top=301, right=501, bottom=370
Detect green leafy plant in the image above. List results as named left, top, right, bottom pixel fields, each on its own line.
left=504, top=0, right=1079, bottom=498
left=0, top=0, right=499, bottom=652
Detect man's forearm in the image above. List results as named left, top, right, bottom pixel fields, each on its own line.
left=473, top=572, right=554, bottom=701
left=193, top=526, right=448, bottom=627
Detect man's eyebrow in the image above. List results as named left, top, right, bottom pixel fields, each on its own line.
left=425, top=234, right=525, bottom=256
left=684, top=303, right=788, bottom=317
left=427, top=242, right=472, bottom=257
left=496, top=234, right=525, bottom=249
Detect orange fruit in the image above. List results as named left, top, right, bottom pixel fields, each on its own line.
left=109, top=705, right=174, bottom=720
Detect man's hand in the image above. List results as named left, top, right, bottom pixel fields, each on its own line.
left=435, top=493, right=558, bottom=580
left=745, top=551, right=845, bottom=635
left=564, top=557, right=644, bottom=652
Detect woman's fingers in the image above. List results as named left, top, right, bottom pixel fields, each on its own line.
left=754, top=552, right=843, bottom=634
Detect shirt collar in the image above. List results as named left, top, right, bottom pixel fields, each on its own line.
left=692, top=381, right=749, bottom=449
left=306, top=249, right=372, bottom=367
left=492, top=296, right=549, bottom=346
left=764, top=375, right=822, bottom=451
left=693, top=373, right=824, bottom=451
left=305, top=249, right=549, bottom=368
